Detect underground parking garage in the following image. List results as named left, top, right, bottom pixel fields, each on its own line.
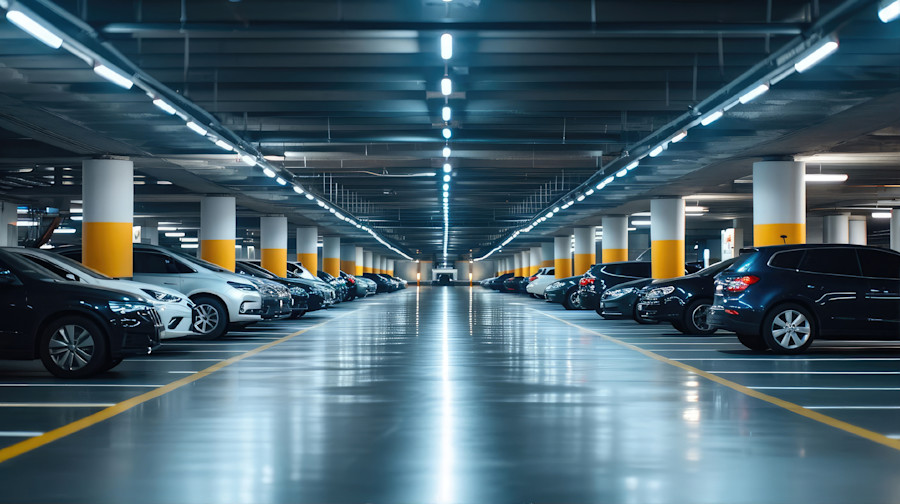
left=1, top=0, right=900, bottom=502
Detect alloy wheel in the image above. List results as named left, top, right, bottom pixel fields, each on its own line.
left=770, top=309, right=811, bottom=349
left=48, top=324, right=95, bottom=371
left=193, top=304, right=220, bottom=335
left=691, top=304, right=712, bottom=332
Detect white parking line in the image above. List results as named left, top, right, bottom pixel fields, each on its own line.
left=0, top=432, right=43, bottom=437
left=678, top=358, right=900, bottom=362
left=0, top=383, right=162, bottom=388
left=129, top=359, right=223, bottom=362
left=805, top=406, right=900, bottom=410
left=751, top=387, right=900, bottom=391
left=167, top=371, right=198, bottom=374
left=713, top=371, right=900, bottom=375
left=0, top=403, right=116, bottom=408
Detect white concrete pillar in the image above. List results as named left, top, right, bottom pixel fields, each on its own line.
left=363, top=250, right=374, bottom=273
left=892, top=211, right=900, bottom=252
left=82, top=159, right=133, bottom=278
left=541, top=242, right=554, bottom=268
left=651, top=198, right=685, bottom=280
left=602, top=215, right=628, bottom=263
left=0, top=201, right=16, bottom=246
left=420, top=260, right=433, bottom=282
left=573, top=227, right=596, bottom=275
left=753, top=160, right=806, bottom=246
left=323, top=236, right=341, bottom=277
left=849, top=216, right=867, bottom=245
left=296, top=226, right=318, bottom=276
left=554, top=235, right=571, bottom=278
left=513, top=253, right=522, bottom=277
left=261, top=215, right=288, bottom=277
left=354, top=246, right=364, bottom=276
left=530, top=246, right=542, bottom=275
left=823, top=213, right=850, bottom=244
left=387, top=259, right=395, bottom=276
left=340, top=244, right=357, bottom=276
left=200, top=196, right=236, bottom=271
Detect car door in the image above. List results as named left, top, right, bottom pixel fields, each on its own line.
left=795, top=248, right=864, bottom=335
left=133, top=250, right=183, bottom=291
left=857, top=248, right=900, bottom=337
left=0, top=259, right=28, bottom=350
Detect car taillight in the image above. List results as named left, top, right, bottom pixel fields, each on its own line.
left=579, top=277, right=594, bottom=286
left=725, top=275, right=759, bottom=292
left=528, top=276, right=538, bottom=282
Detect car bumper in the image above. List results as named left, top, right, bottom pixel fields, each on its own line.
left=635, top=298, right=680, bottom=322
left=545, top=288, right=566, bottom=303
left=708, top=301, right=763, bottom=333
left=599, top=295, right=637, bottom=319
left=154, top=302, right=194, bottom=340
left=109, top=308, right=162, bottom=358
left=579, top=289, right=601, bottom=310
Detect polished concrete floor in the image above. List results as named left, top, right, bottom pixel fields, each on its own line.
left=1, top=286, right=900, bottom=503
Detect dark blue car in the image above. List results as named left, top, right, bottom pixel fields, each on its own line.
left=709, top=244, right=900, bottom=354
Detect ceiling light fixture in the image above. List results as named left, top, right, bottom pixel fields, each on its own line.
left=879, top=0, right=900, bottom=22
left=5, top=9, right=63, bottom=49
left=585, top=189, right=595, bottom=196
left=441, top=77, right=452, bottom=96
left=53, top=228, right=76, bottom=234
left=263, top=168, right=276, bottom=178
left=186, top=121, right=208, bottom=136
left=443, top=174, right=451, bottom=182
left=873, top=211, right=892, bottom=219
left=443, top=146, right=451, bottom=157
left=442, top=106, right=452, bottom=122
left=93, top=64, right=134, bottom=89
left=276, top=177, right=287, bottom=185
left=700, top=110, right=724, bottom=126
left=442, top=128, right=452, bottom=139
left=441, top=33, right=453, bottom=60
left=794, top=39, right=839, bottom=73
left=670, top=131, right=687, bottom=143
left=649, top=145, right=664, bottom=157
left=292, top=186, right=304, bottom=195
left=626, top=160, right=639, bottom=170
left=443, top=163, right=452, bottom=173
left=616, top=168, right=628, bottom=177
left=240, top=154, right=257, bottom=166
left=305, top=193, right=314, bottom=200
left=576, top=194, right=586, bottom=202
left=804, top=173, right=848, bottom=182
left=442, top=183, right=450, bottom=191
left=631, top=220, right=652, bottom=226
left=739, top=83, right=770, bottom=104
left=213, top=139, right=233, bottom=151
left=152, top=98, right=177, bottom=115
left=165, top=232, right=185, bottom=237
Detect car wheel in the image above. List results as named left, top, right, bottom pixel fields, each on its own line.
left=671, top=320, right=688, bottom=334
left=105, top=357, right=124, bottom=372
left=39, top=316, right=109, bottom=378
left=529, top=293, right=538, bottom=299
left=683, top=299, right=717, bottom=335
left=191, top=296, right=229, bottom=340
left=762, top=303, right=815, bottom=354
left=633, top=303, right=659, bottom=325
left=736, top=333, right=768, bottom=351
left=563, top=288, right=582, bottom=310
left=290, top=309, right=307, bottom=319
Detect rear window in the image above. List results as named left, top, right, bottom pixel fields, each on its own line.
left=619, top=262, right=652, bottom=278
left=798, top=248, right=861, bottom=276
left=769, top=250, right=804, bottom=270
left=858, top=249, right=900, bottom=279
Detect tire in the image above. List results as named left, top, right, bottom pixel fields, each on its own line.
left=191, top=296, right=229, bottom=340
left=290, top=309, right=307, bottom=319
left=563, top=288, right=582, bottom=310
left=39, top=316, right=109, bottom=378
left=633, top=303, right=659, bottom=325
left=105, top=357, right=124, bottom=372
left=529, top=293, right=538, bottom=299
left=683, top=299, right=717, bottom=335
left=671, top=320, right=688, bottom=334
left=761, top=303, right=815, bottom=354
left=737, top=333, right=768, bottom=351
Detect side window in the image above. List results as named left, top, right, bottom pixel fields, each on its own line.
left=798, top=248, right=861, bottom=276
left=134, top=252, right=172, bottom=274
left=24, top=256, right=78, bottom=281
left=601, top=265, right=621, bottom=276
left=168, top=257, right=194, bottom=274
left=769, top=250, right=805, bottom=270
left=547, top=268, right=554, bottom=275
left=858, top=249, right=900, bottom=279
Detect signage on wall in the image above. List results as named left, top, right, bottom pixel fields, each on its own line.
left=721, top=228, right=735, bottom=259
left=132, top=225, right=141, bottom=243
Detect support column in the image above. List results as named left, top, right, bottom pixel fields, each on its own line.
left=541, top=242, right=554, bottom=268
left=373, top=254, right=382, bottom=274
left=753, top=160, right=806, bottom=246
left=200, top=196, right=235, bottom=271
left=83, top=159, right=133, bottom=278
left=554, top=236, right=571, bottom=278
left=651, top=198, right=685, bottom=280
left=892, top=210, right=900, bottom=252
left=420, top=260, right=433, bottom=282
left=363, top=250, right=374, bottom=273
left=573, top=226, right=596, bottom=275
left=520, top=251, right=529, bottom=276
left=530, top=246, right=543, bottom=275
left=823, top=213, right=850, bottom=244
left=341, top=245, right=357, bottom=275
left=0, top=201, right=17, bottom=246
left=387, top=259, right=395, bottom=276
left=602, top=215, right=628, bottom=263
left=513, top=253, right=522, bottom=277
left=296, top=226, right=318, bottom=276
left=261, top=215, right=288, bottom=278
left=354, top=247, right=364, bottom=276
left=849, top=216, right=867, bottom=245
left=323, top=236, right=341, bottom=277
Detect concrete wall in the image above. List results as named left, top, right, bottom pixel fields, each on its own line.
left=394, top=260, right=418, bottom=281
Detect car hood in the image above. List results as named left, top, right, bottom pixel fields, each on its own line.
left=40, top=279, right=149, bottom=304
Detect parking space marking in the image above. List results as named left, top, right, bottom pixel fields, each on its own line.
left=713, top=371, right=900, bottom=375
left=129, top=359, right=223, bottom=362
left=678, top=358, right=900, bottom=361
left=0, top=403, right=116, bottom=408
left=0, top=307, right=361, bottom=464
left=0, top=383, right=163, bottom=388
left=0, top=432, right=44, bottom=437
left=805, top=406, right=900, bottom=410
left=532, top=309, right=900, bottom=452
left=751, top=387, right=900, bottom=391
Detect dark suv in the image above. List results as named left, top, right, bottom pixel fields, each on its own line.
left=710, top=244, right=900, bottom=354
left=578, top=261, right=652, bottom=310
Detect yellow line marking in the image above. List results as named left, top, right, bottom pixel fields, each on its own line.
left=0, top=308, right=361, bottom=464
left=533, top=309, right=900, bottom=452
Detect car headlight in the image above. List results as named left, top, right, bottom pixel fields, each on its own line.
left=108, top=300, right=152, bottom=314
left=227, top=281, right=258, bottom=292
left=289, top=286, right=308, bottom=296
left=141, top=288, right=182, bottom=303
left=644, top=286, right=675, bottom=300
left=547, top=282, right=563, bottom=290
left=602, top=287, right=635, bottom=301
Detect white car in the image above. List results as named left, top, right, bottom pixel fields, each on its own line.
left=525, top=267, right=557, bottom=298
left=11, top=248, right=196, bottom=339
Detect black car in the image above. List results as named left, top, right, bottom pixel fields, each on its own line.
left=501, top=276, right=527, bottom=293
left=0, top=248, right=162, bottom=378
left=598, top=277, right=656, bottom=323
left=234, top=261, right=310, bottom=318
left=434, top=273, right=452, bottom=286
left=363, top=272, right=397, bottom=293
left=251, top=260, right=336, bottom=310
left=636, top=258, right=737, bottom=334
left=710, top=244, right=900, bottom=354
left=544, top=275, right=585, bottom=310
left=482, top=273, right=514, bottom=290
left=578, top=261, right=653, bottom=310
left=318, top=271, right=350, bottom=301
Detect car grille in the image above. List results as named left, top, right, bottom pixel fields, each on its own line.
left=147, top=307, right=162, bottom=327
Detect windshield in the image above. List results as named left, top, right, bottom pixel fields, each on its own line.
left=173, top=250, right=231, bottom=273
left=286, top=262, right=317, bottom=280
left=237, top=261, right=278, bottom=279
left=40, top=251, right=110, bottom=279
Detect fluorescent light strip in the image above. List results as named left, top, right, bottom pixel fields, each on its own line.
left=649, top=145, right=664, bottom=157
left=700, top=110, right=724, bottom=126
left=186, top=121, right=207, bottom=136
left=442, top=106, right=452, bottom=122
left=93, top=64, right=134, bottom=89
left=213, top=139, right=233, bottom=151
left=873, top=212, right=892, bottom=219
left=804, top=173, right=848, bottom=182
left=5, top=10, right=63, bottom=49
left=152, top=99, right=177, bottom=115
left=794, top=40, right=839, bottom=73
left=879, top=0, right=900, bottom=22
left=441, top=77, right=452, bottom=96
left=670, top=131, right=687, bottom=143
left=739, top=83, right=770, bottom=104
left=441, top=33, right=453, bottom=60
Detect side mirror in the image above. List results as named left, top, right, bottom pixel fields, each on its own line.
left=0, top=269, right=20, bottom=286
left=65, top=273, right=79, bottom=282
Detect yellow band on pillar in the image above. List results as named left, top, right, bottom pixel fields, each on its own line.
left=83, top=222, right=132, bottom=278
left=651, top=240, right=685, bottom=279
left=201, top=239, right=235, bottom=272
left=542, top=260, right=553, bottom=268
left=355, top=264, right=364, bottom=276
left=297, top=253, right=317, bottom=276
left=262, top=249, right=288, bottom=278
left=341, top=260, right=355, bottom=275
left=602, top=249, right=628, bottom=263
left=324, top=257, right=340, bottom=277
left=573, top=254, right=594, bottom=276
left=754, top=223, right=806, bottom=247
left=554, top=258, right=572, bottom=278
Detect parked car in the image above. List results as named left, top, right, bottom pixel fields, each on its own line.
left=434, top=273, right=453, bottom=285
left=0, top=248, right=161, bottom=378
left=598, top=277, right=657, bottom=323
left=255, top=261, right=336, bottom=311
left=636, top=258, right=737, bottom=334
left=391, top=276, right=408, bottom=289
left=56, top=244, right=263, bottom=340
left=233, top=261, right=309, bottom=318
left=502, top=276, right=528, bottom=293
left=363, top=272, right=398, bottom=292
left=339, top=271, right=366, bottom=299
left=346, top=273, right=377, bottom=297
left=9, top=247, right=196, bottom=339
left=578, top=261, right=653, bottom=310
left=544, top=275, right=585, bottom=310
left=525, top=267, right=556, bottom=298
left=710, top=244, right=900, bottom=354
left=318, top=271, right=349, bottom=302
left=482, top=273, right=514, bottom=290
